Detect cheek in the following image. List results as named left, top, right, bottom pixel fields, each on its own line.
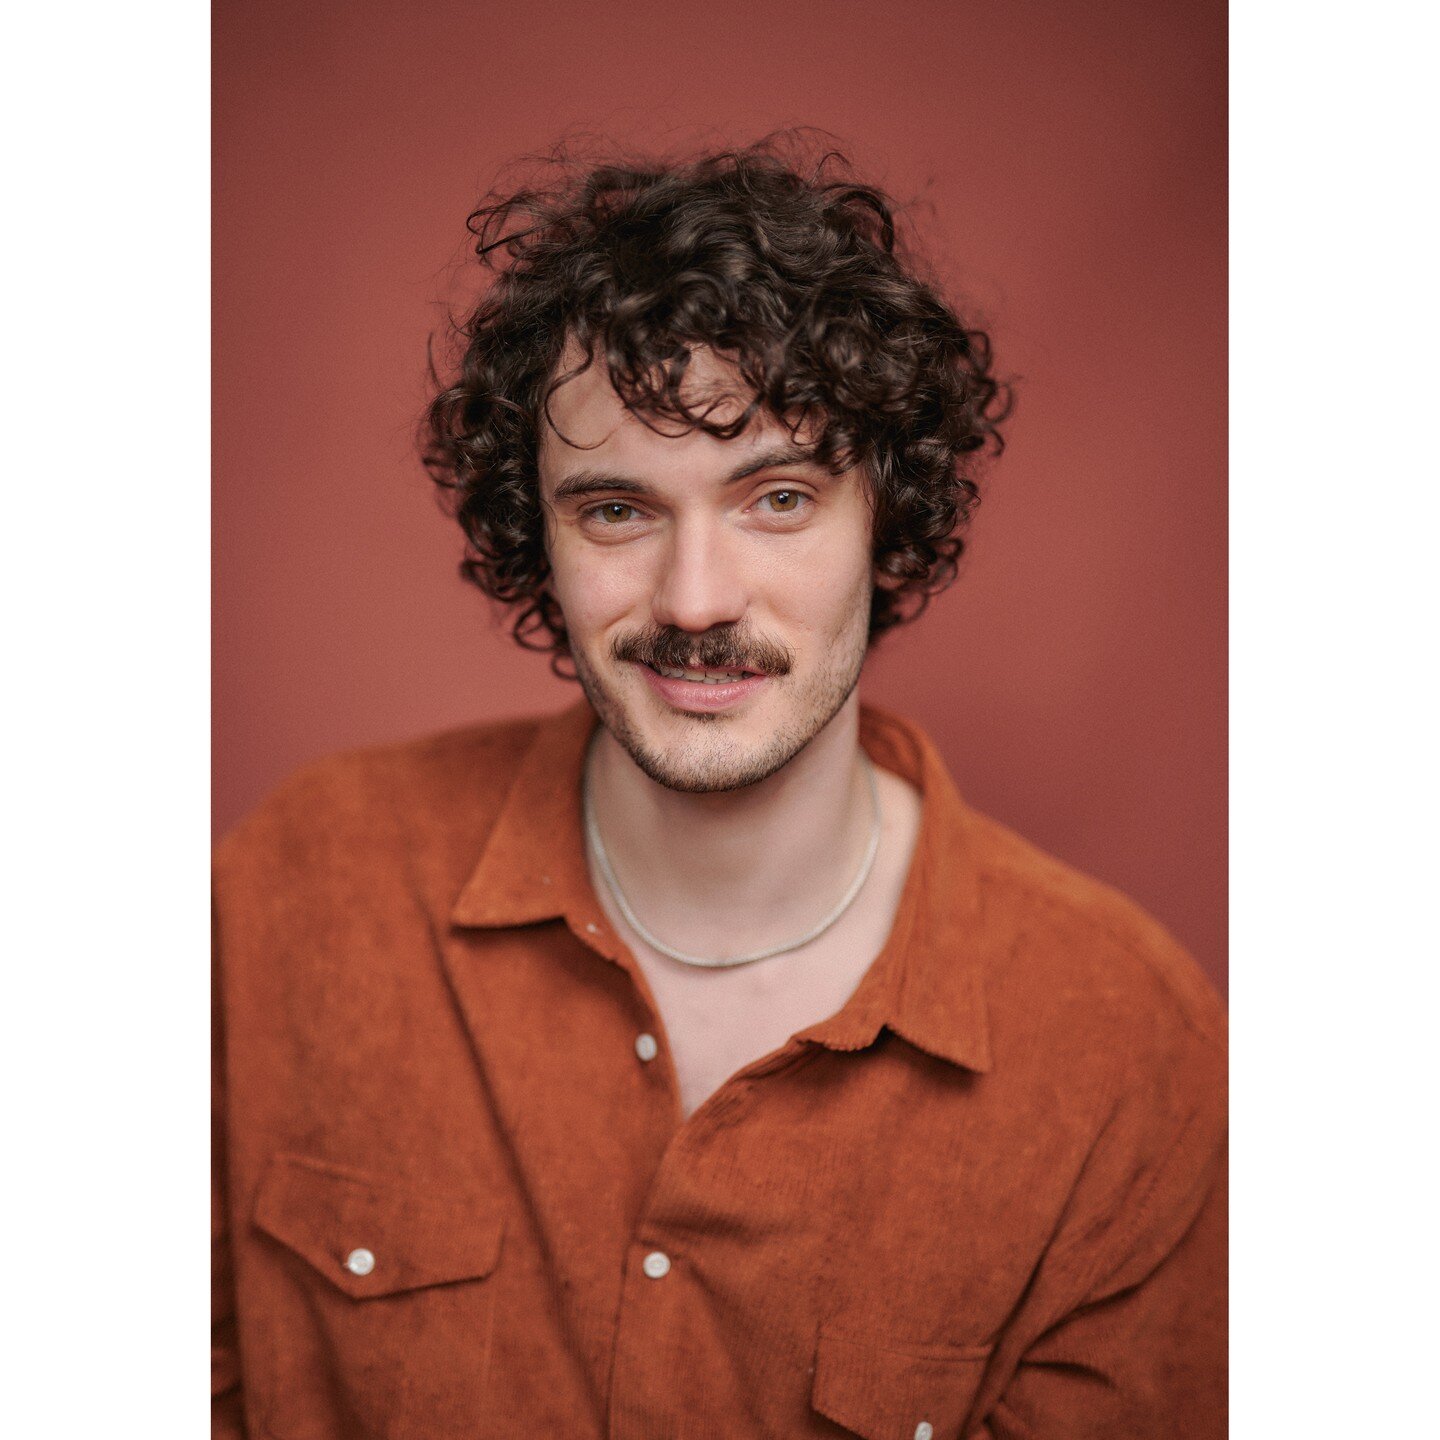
left=757, top=528, right=872, bottom=638
left=550, top=538, right=655, bottom=636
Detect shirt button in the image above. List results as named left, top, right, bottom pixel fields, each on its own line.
left=914, top=1425, right=934, bottom=1440
left=634, top=1032, right=659, bottom=1063
left=343, top=1248, right=375, bottom=1276
left=642, top=1250, right=671, bottom=1279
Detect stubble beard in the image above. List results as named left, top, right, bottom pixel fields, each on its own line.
left=568, top=596, right=873, bottom=795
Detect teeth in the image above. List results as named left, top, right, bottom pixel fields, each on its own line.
left=655, top=665, right=751, bottom=684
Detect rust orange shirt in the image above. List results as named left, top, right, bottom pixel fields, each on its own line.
left=212, top=701, right=1226, bottom=1439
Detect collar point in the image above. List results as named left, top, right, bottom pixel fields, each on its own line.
left=887, top=1019, right=993, bottom=1075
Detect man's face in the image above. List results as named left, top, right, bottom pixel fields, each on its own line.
left=538, top=341, right=876, bottom=793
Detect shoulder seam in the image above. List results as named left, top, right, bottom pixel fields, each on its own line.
left=1049, top=1095, right=1226, bottom=1304
left=979, top=858, right=1225, bottom=1051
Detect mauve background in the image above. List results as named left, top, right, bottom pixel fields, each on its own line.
left=213, top=0, right=1226, bottom=993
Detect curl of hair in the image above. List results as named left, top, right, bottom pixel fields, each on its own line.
left=422, top=134, right=1011, bottom=671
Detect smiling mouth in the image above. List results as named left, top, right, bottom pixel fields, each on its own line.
left=644, top=662, right=764, bottom=685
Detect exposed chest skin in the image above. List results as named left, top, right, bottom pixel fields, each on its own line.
left=592, top=766, right=924, bottom=1119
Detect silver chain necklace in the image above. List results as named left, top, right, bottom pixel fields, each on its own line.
left=582, top=744, right=883, bottom=968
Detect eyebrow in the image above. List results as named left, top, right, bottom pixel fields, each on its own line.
left=548, top=445, right=822, bottom=505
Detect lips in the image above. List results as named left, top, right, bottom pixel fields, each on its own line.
left=648, top=663, right=764, bottom=684
left=634, top=661, right=770, bottom=714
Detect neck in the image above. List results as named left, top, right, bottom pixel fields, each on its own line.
left=585, top=695, right=875, bottom=955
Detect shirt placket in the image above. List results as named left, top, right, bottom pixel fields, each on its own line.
left=604, top=1032, right=817, bottom=1434
left=606, top=1086, right=756, bottom=1439
left=564, top=908, right=856, bottom=1437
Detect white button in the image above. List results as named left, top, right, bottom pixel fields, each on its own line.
left=343, top=1248, right=375, bottom=1276
left=914, top=1424, right=934, bottom=1440
left=635, top=1032, right=659, bottom=1062
left=642, top=1250, right=671, bottom=1279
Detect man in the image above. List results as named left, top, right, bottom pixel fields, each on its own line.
left=213, top=142, right=1226, bottom=1438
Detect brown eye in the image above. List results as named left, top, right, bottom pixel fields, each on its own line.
left=595, top=503, right=635, bottom=523
left=764, top=490, right=802, bottom=512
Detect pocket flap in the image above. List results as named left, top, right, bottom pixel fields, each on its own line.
left=252, top=1152, right=504, bottom=1300
left=811, top=1327, right=992, bottom=1440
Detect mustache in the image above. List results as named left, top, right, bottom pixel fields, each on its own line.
left=612, top=624, right=794, bottom=677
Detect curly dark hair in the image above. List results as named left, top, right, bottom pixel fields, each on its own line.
left=422, top=135, right=1010, bottom=669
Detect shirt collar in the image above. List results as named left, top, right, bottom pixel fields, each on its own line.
left=451, top=699, right=992, bottom=1074
left=450, top=700, right=597, bottom=931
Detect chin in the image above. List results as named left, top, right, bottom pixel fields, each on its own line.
left=626, top=732, right=800, bottom=794
left=621, top=695, right=788, bottom=794
left=595, top=673, right=861, bottom=800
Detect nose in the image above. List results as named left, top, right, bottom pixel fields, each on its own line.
left=649, top=514, right=749, bottom=636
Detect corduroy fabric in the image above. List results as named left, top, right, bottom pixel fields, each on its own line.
left=212, top=701, right=1226, bottom=1439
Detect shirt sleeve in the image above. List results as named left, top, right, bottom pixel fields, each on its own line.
left=976, top=1102, right=1227, bottom=1440
left=212, top=899, right=246, bottom=1439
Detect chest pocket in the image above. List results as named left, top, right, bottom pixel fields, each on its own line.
left=811, top=1327, right=993, bottom=1440
left=251, top=1151, right=506, bottom=1440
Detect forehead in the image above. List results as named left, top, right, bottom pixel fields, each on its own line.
left=537, top=339, right=810, bottom=489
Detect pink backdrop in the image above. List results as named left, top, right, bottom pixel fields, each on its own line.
left=214, top=0, right=1226, bottom=991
